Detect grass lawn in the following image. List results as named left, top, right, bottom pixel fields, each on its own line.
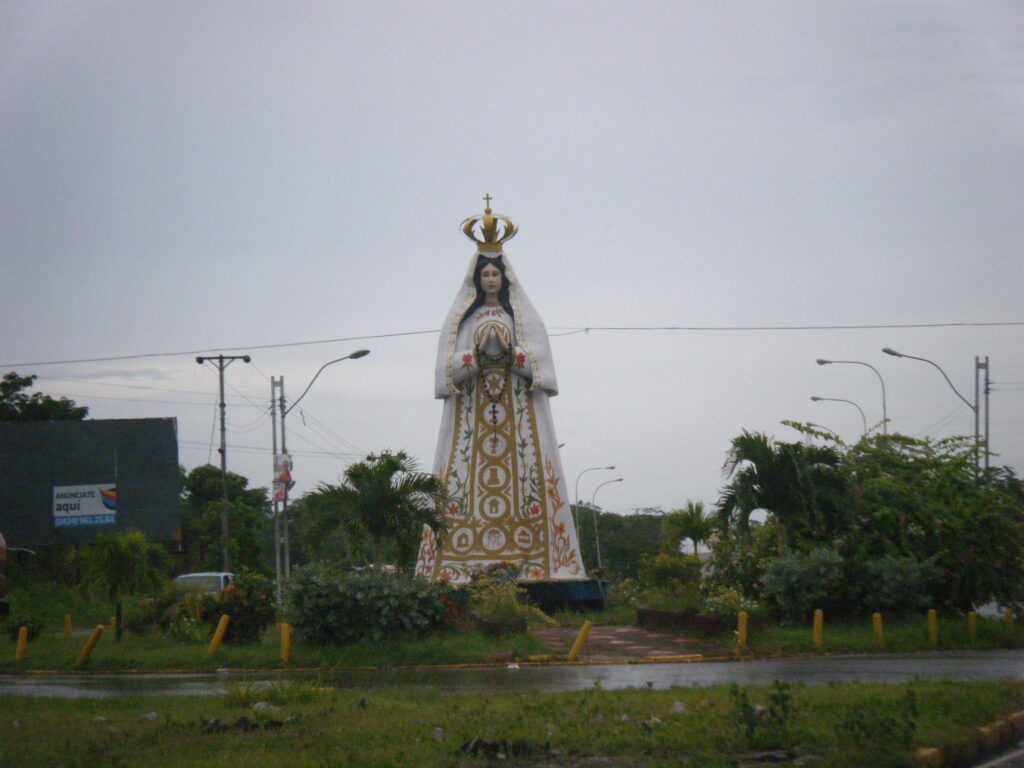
left=744, top=613, right=1024, bottom=656
left=0, top=626, right=548, bottom=673
left=1, top=679, right=1020, bottom=767
left=3, top=610, right=1022, bottom=672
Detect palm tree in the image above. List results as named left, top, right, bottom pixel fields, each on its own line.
left=302, top=451, right=446, bottom=570
left=662, top=501, right=712, bottom=556
left=717, top=430, right=847, bottom=551
left=81, top=529, right=170, bottom=640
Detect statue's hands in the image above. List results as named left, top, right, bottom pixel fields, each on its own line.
left=489, top=326, right=510, bottom=351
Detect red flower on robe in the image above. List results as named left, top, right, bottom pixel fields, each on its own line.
left=528, top=502, right=541, bottom=516
left=461, top=353, right=474, bottom=368
left=515, top=352, right=526, bottom=368
left=447, top=502, right=461, bottom=517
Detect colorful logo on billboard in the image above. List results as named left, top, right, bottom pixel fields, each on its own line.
left=53, top=484, right=117, bottom=528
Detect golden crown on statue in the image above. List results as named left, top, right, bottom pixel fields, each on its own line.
left=461, top=194, right=517, bottom=252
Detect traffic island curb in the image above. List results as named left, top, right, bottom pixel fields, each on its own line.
left=916, top=709, right=1024, bottom=767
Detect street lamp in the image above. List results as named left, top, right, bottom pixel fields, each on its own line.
left=277, top=349, right=370, bottom=585
left=574, top=465, right=615, bottom=512
left=882, top=347, right=987, bottom=470
left=816, top=358, right=888, bottom=434
left=286, top=349, right=371, bottom=417
left=811, top=396, right=867, bottom=437
left=590, top=477, right=623, bottom=571
left=806, top=422, right=840, bottom=439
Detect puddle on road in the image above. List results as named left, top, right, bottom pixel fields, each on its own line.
left=2, top=652, right=1023, bottom=698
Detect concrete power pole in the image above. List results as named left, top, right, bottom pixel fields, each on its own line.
left=195, top=354, right=250, bottom=571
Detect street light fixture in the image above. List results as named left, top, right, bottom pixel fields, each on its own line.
left=816, top=358, right=888, bottom=434
left=277, top=349, right=370, bottom=587
left=574, top=465, right=615, bottom=512
left=810, top=396, right=867, bottom=437
left=590, top=477, right=623, bottom=571
left=806, top=422, right=840, bottom=439
left=882, top=347, right=988, bottom=471
left=286, top=349, right=370, bottom=416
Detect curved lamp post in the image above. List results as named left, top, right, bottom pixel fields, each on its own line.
left=811, top=396, right=867, bottom=437
left=285, top=349, right=371, bottom=417
left=817, top=358, right=888, bottom=434
left=590, top=477, right=623, bottom=571
left=278, top=349, right=370, bottom=584
left=882, top=347, right=984, bottom=470
left=573, top=465, right=615, bottom=538
left=806, top=422, right=840, bottom=439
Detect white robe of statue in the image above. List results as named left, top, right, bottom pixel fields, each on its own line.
left=415, top=242, right=586, bottom=584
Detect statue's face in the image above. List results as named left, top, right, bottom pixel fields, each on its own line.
left=480, top=263, right=502, bottom=297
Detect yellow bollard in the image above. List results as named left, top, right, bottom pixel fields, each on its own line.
left=280, top=622, right=291, bottom=664
left=567, top=620, right=592, bottom=661
left=927, top=609, right=938, bottom=647
left=76, top=625, right=105, bottom=666
left=872, top=612, right=883, bottom=647
left=15, top=626, right=28, bottom=661
left=207, top=614, right=231, bottom=656
left=64, top=614, right=72, bottom=639
left=967, top=611, right=977, bottom=643
left=737, top=611, right=748, bottom=654
left=812, top=609, right=823, bottom=649
left=1006, top=608, right=1016, bottom=630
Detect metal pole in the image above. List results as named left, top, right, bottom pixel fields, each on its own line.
left=270, top=377, right=282, bottom=605
left=810, top=396, right=867, bottom=437
left=590, top=477, right=623, bottom=571
left=816, top=359, right=888, bottom=434
left=274, top=350, right=370, bottom=583
left=573, top=465, right=614, bottom=541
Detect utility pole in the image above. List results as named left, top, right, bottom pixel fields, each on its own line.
left=270, top=377, right=283, bottom=605
left=196, top=354, right=251, bottom=571
left=980, top=357, right=991, bottom=474
left=278, top=380, right=291, bottom=580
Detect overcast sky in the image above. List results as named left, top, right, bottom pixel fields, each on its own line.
left=3, top=1, right=1022, bottom=516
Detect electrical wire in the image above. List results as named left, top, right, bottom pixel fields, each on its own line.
left=4, top=321, right=1023, bottom=368
left=299, top=409, right=364, bottom=455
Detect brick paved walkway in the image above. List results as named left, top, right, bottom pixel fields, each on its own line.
left=531, top=624, right=729, bottom=661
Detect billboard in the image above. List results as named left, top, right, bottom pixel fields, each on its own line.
left=53, top=484, right=118, bottom=528
left=0, top=418, right=179, bottom=546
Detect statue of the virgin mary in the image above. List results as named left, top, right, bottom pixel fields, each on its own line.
left=416, top=200, right=586, bottom=584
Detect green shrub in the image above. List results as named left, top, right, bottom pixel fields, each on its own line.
left=703, top=585, right=760, bottom=616
left=464, top=567, right=554, bottom=629
left=201, top=570, right=276, bottom=645
left=860, top=555, right=941, bottom=614
left=636, top=584, right=705, bottom=612
left=284, top=564, right=451, bottom=644
left=4, top=613, right=45, bottom=641
left=760, top=547, right=847, bottom=621
left=637, top=553, right=701, bottom=590
left=5, top=579, right=109, bottom=626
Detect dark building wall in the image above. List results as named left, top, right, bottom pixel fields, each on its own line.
left=0, top=418, right=179, bottom=546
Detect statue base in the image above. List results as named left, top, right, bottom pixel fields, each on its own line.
left=521, top=579, right=609, bottom=612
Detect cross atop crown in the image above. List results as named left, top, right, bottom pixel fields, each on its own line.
left=461, top=194, right=517, bottom=252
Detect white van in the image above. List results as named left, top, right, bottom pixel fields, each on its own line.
left=173, top=572, right=234, bottom=593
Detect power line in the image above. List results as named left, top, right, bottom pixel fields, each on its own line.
left=0, top=330, right=439, bottom=368
left=4, top=320, right=1023, bottom=368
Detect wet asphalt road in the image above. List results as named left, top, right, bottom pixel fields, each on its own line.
left=2, top=650, right=1023, bottom=698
